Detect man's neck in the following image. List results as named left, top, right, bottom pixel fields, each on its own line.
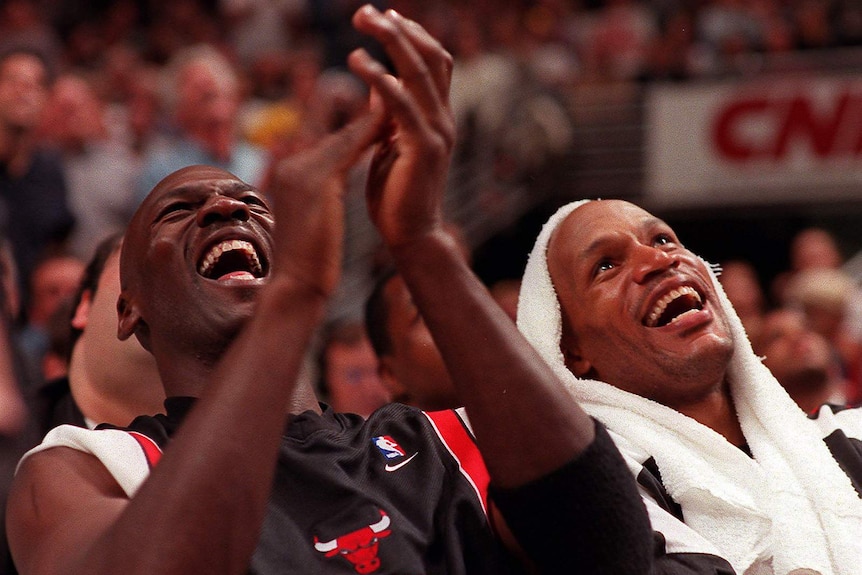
left=158, top=354, right=321, bottom=418
left=673, top=383, right=746, bottom=447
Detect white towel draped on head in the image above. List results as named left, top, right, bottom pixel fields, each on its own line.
left=516, top=199, right=862, bottom=575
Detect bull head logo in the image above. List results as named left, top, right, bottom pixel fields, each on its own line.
left=313, top=509, right=392, bottom=574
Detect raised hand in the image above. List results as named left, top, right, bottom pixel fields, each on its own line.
left=267, top=109, right=382, bottom=296
left=347, top=5, right=456, bottom=254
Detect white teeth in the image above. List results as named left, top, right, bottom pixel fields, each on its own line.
left=645, top=286, right=702, bottom=327
left=198, top=239, right=263, bottom=278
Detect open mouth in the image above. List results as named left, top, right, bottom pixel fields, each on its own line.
left=198, top=239, right=266, bottom=281
left=643, top=286, right=703, bottom=328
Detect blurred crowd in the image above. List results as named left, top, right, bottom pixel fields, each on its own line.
left=0, top=2, right=861, bottom=571
left=720, top=226, right=862, bottom=411
left=0, top=0, right=861, bottom=429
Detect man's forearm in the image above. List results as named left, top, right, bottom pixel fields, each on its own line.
left=389, top=228, right=595, bottom=487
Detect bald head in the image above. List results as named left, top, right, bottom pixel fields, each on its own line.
left=543, top=199, right=734, bottom=408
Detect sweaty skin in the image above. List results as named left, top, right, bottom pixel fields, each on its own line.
left=7, top=7, right=645, bottom=575
left=547, top=200, right=743, bottom=445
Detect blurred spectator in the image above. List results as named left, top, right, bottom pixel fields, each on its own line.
left=772, top=226, right=859, bottom=327
left=242, top=50, right=292, bottom=108
left=0, top=237, right=27, bottom=436
left=0, top=0, right=61, bottom=67
left=696, top=0, right=761, bottom=72
left=791, top=0, right=833, bottom=50
left=241, top=44, right=323, bottom=151
left=143, top=0, right=222, bottom=65
left=39, top=73, right=141, bottom=261
left=0, top=237, right=27, bottom=575
left=219, top=0, right=306, bottom=66
left=583, top=0, right=658, bottom=82
left=754, top=0, right=795, bottom=55
left=303, top=0, right=387, bottom=69
left=98, top=44, right=172, bottom=160
left=136, top=43, right=269, bottom=201
left=31, top=233, right=164, bottom=436
left=791, top=226, right=844, bottom=271
left=0, top=233, right=164, bottom=575
left=307, top=68, right=367, bottom=136
left=0, top=48, right=75, bottom=305
left=447, top=6, right=574, bottom=249
left=39, top=297, right=73, bottom=382
left=753, top=307, right=848, bottom=413
left=15, top=251, right=84, bottom=387
left=718, top=259, right=767, bottom=343
left=771, top=225, right=862, bottom=402
left=642, top=6, right=701, bottom=81
left=0, top=236, right=21, bottom=325
left=241, top=45, right=368, bottom=155
left=318, top=320, right=390, bottom=418
left=365, top=271, right=460, bottom=411
left=833, top=0, right=862, bottom=47
left=784, top=267, right=862, bottom=404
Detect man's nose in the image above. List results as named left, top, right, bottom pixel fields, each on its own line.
left=196, top=195, right=250, bottom=227
left=631, top=245, right=678, bottom=284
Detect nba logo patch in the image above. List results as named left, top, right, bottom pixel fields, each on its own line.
left=372, top=435, right=405, bottom=459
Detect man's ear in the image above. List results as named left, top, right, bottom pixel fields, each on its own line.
left=561, top=328, right=592, bottom=378
left=70, top=289, right=93, bottom=331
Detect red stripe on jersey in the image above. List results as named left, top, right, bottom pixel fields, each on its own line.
left=127, top=431, right=163, bottom=468
left=424, top=409, right=490, bottom=516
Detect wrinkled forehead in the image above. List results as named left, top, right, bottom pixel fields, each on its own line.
left=547, top=200, right=655, bottom=261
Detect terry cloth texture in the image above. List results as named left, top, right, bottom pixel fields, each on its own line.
left=516, top=199, right=862, bottom=575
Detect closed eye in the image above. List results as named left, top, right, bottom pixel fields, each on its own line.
left=156, top=202, right=193, bottom=221
left=240, top=194, right=269, bottom=209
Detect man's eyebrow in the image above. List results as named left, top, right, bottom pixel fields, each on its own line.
left=579, top=235, right=617, bottom=260
left=157, top=181, right=257, bottom=202
left=577, top=216, right=669, bottom=259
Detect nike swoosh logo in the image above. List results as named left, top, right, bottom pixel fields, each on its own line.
left=384, top=452, right=419, bottom=472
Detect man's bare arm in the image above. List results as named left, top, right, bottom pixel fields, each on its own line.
left=349, top=8, right=653, bottom=572
left=349, top=5, right=593, bottom=486
left=7, top=109, right=382, bottom=575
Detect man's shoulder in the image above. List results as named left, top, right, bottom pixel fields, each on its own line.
left=349, top=404, right=480, bottom=471
left=364, top=404, right=473, bottom=439
left=21, top=424, right=160, bottom=497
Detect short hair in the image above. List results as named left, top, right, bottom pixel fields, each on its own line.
left=0, top=46, right=54, bottom=85
left=161, top=43, right=239, bottom=117
left=364, top=268, right=398, bottom=359
left=66, top=232, right=124, bottom=357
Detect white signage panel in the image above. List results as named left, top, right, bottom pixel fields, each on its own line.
left=645, top=77, right=862, bottom=208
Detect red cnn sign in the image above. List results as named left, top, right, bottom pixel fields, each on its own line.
left=712, top=90, right=862, bottom=162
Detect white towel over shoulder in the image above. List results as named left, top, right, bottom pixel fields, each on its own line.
left=516, top=199, right=862, bottom=575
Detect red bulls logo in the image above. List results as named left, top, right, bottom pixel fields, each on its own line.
left=313, top=510, right=392, bottom=573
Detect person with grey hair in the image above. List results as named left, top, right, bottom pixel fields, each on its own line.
left=135, top=43, right=269, bottom=203
left=7, top=8, right=653, bottom=575
left=0, top=47, right=74, bottom=307
left=517, top=198, right=862, bottom=574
